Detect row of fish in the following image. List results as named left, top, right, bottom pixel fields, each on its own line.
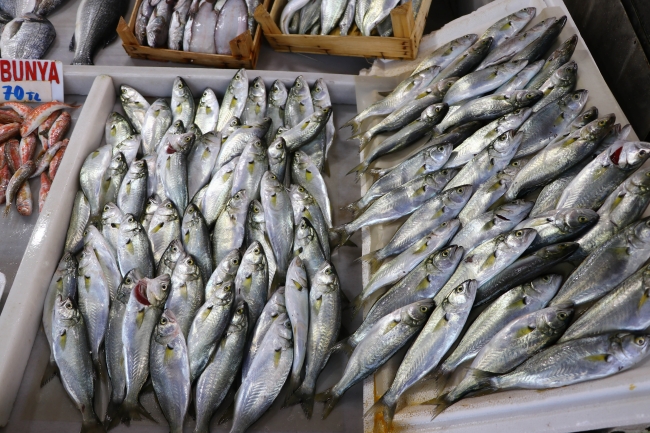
left=325, top=7, right=650, bottom=428
left=0, top=101, right=75, bottom=216
left=279, top=0, right=423, bottom=36
left=136, top=0, right=257, bottom=54
left=42, top=69, right=349, bottom=432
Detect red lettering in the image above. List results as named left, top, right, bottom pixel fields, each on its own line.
left=36, top=61, right=47, bottom=81
left=48, top=62, right=60, bottom=84
left=25, top=61, right=36, bottom=81
left=12, top=60, right=23, bottom=81
left=0, top=60, right=10, bottom=81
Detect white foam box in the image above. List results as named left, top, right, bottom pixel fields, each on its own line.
left=356, top=1, right=650, bottom=432
left=0, top=67, right=389, bottom=432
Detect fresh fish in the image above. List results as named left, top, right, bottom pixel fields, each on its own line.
left=495, top=60, right=544, bottom=93
left=506, top=114, right=615, bottom=200
left=298, top=0, right=320, bottom=34
left=135, top=0, right=157, bottom=44
left=142, top=99, right=173, bottom=156
left=433, top=37, right=493, bottom=84
left=170, top=77, right=195, bottom=129
left=230, top=137, right=268, bottom=204
left=515, top=208, right=598, bottom=251
left=157, top=238, right=185, bottom=278
left=551, top=217, right=650, bottom=307
left=186, top=0, right=218, bottom=53
left=533, top=60, right=578, bottom=112
left=101, top=202, right=124, bottom=254
left=194, top=89, right=219, bottom=134
left=235, top=241, right=268, bottom=328
left=230, top=314, right=293, bottom=433
left=187, top=132, right=221, bottom=200
left=529, top=164, right=582, bottom=217
left=212, top=189, right=248, bottom=265
left=511, top=16, right=567, bottom=64
left=51, top=296, right=102, bottom=432
left=187, top=279, right=234, bottom=381
left=71, top=0, right=128, bottom=64
left=278, top=106, right=332, bottom=152
left=200, top=157, right=237, bottom=226
left=481, top=7, right=536, bottom=46
left=168, top=0, right=191, bottom=50
left=514, top=89, right=589, bottom=158
left=242, top=288, right=285, bottom=378
left=99, top=152, right=128, bottom=215
left=280, top=0, right=309, bottom=33
left=181, top=203, right=212, bottom=283
left=290, top=184, right=330, bottom=260
left=205, top=249, right=240, bottom=298
left=440, top=274, right=561, bottom=377
left=284, top=256, right=309, bottom=394
left=241, top=77, right=267, bottom=126
left=83, top=225, right=121, bottom=300
left=0, top=15, right=56, bottom=59
left=284, top=75, right=313, bottom=128
left=150, top=309, right=191, bottom=433
left=118, top=213, right=155, bottom=278
left=215, top=119, right=270, bottom=169
left=354, top=0, right=370, bottom=33
left=194, top=302, right=248, bottom=433
left=526, top=34, right=579, bottom=91
left=411, top=34, right=479, bottom=76
left=451, top=200, right=533, bottom=255
left=216, top=69, right=248, bottom=133
left=220, top=116, right=242, bottom=144
left=368, top=280, right=477, bottom=426
left=291, top=151, right=332, bottom=227
left=475, top=242, right=578, bottom=307
left=165, top=252, right=204, bottom=337
left=16, top=181, right=32, bottom=216
left=267, top=137, right=287, bottom=183
left=214, top=0, right=248, bottom=55
left=261, top=171, right=293, bottom=280
left=117, top=159, right=148, bottom=218
left=293, top=217, right=326, bottom=284
left=349, top=142, right=452, bottom=216
left=316, top=300, right=433, bottom=419
left=65, top=191, right=91, bottom=254
left=161, top=131, right=194, bottom=214
left=436, top=89, right=542, bottom=133
left=360, top=0, right=400, bottom=36
left=265, top=80, right=288, bottom=143
left=79, top=144, right=112, bottom=219
left=148, top=199, right=181, bottom=264
left=321, top=0, right=346, bottom=34
left=146, top=0, right=174, bottom=47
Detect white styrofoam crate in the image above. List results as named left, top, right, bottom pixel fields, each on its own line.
left=357, top=1, right=648, bottom=432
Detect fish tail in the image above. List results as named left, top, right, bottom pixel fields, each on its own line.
left=315, top=387, right=340, bottom=420
left=346, top=160, right=370, bottom=182
left=364, top=395, right=397, bottom=430
left=342, top=201, right=361, bottom=217
left=329, top=337, right=354, bottom=358
left=357, top=133, right=373, bottom=152
left=282, top=373, right=303, bottom=407
left=80, top=418, right=105, bottom=433
left=106, top=400, right=156, bottom=429
left=3, top=204, right=10, bottom=217
left=40, top=361, right=59, bottom=388
left=286, top=383, right=315, bottom=419
left=329, top=225, right=352, bottom=249
left=358, top=250, right=382, bottom=272
left=420, top=392, right=451, bottom=421
left=350, top=293, right=365, bottom=316
left=341, top=117, right=362, bottom=135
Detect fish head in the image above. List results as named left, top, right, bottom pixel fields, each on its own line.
left=430, top=219, right=461, bottom=243
left=494, top=200, right=534, bottom=224
left=404, top=299, right=435, bottom=326
left=154, top=309, right=181, bottom=343
left=434, top=77, right=459, bottom=98
left=561, top=208, right=599, bottom=231
left=188, top=124, right=202, bottom=139
left=120, top=85, right=143, bottom=105
left=550, top=16, right=568, bottom=32
left=425, top=143, right=453, bottom=169
left=412, top=66, right=440, bottom=88
left=182, top=203, right=203, bottom=229
left=109, top=151, right=128, bottom=176
left=54, top=295, right=82, bottom=324
left=289, top=184, right=313, bottom=204
left=275, top=126, right=289, bottom=139
left=148, top=274, right=171, bottom=306
left=551, top=34, right=579, bottom=61
left=538, top=303, right=573, bottom=335
left=499, top=108, right=533, bottom=132
left=572, top=106, right=599, bottom=130
left=430, top=245, right=464, bottom=273
left=289, top=75, right=310, bottom=100
left=270, top=80, right=288, bottom=107
left=295, top=217, right=315, bottom=246
left=222, top=116, right=241, bottom=140
left=274, top=313, right=294, bottom=345
left=102, top=202, right=124, bottom=226
left=77, top=243, right=99, bottom=270
left=524, top=274, right=562, bottom=304
left=512, top=89, right=543, bottom=107
left=254, top=117, right=272, bottom=133
left=615, top=332, right=650, bottom=365
left=310, top=79, right=330, bottom=105
left=230, top=69, right=249, bottom=92
left=287, top=256, right=307, bottom=289
left=268, top=138, right=286, bottom=163
left=213, top=279, right=235, bottom=305
left=228, top=190, right=249, bottom=212
left=198, top=88, right=218, bottom=109
left=117, top=269, right=143, bottom=303
left=129, top=159, right=148, bottom=179
left=502, top=228, right=537, bottom=254
left=513, top=6, right=536, bottom=21
left=82, top=224, right=103, bottom=247
left=176, top=132, right=196, bottom=153
left=471, top=37, right=493, bottom=54
left=150, top=98, right=171, bottom=114
left=155, top=200, right=180, bottom=222
left=172, top=76, right=192, bottom=101
left=58, top=252, right=78, bottom=276
left=248, top=200, right=265, bottom=225
left=146, top=17, right=167, bottom=45
left=504, top=156, right=530, bottom=175
left=491, top=130, right=521, bottom=154
left=453, top=33, right=479, bottom=50
left=217, top=249, right=241, bottom=280
left=422, top=103, right=448, bottom=124
left=228, top=302, right=249, bottom=335
left=445, top=185, right=473, bottom=209
left=536, top=242, right=579, bottom=261
left=292, top=150, right=314, bottom=170
left=176, top=252, right=202, bottom=280
left=445, top=279, right=477, bottom=308
left=249, top=77, right=266, bottom=101
left=582, top=114, right=616, bottom=141
left=162, top=239, right=185, bottom=271
left=617, top=141, right=650, bottom=169
left=244, top=241, right=267, bottom=267
left=314, top=262, right=339, bottom=293
left=555, top=61, right=578, bottom=84
left=560, top=89, right=589, bottom=113
left=426, top=168, right=458, bottom=189
left=627, top=168, right=650, bottom=195
left=315, top=106, right=333, bottom=122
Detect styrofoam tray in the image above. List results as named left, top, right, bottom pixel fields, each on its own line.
left=356, top=1, right=650, bottom=432
left=0, top=67, right=394, bottom=432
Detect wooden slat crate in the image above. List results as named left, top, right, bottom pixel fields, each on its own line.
left=116, top=0, right=272, bottom=69
left=253, top=0, right=432, bottom=60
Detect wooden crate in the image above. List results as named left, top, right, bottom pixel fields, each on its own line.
left=116, top=0, right=272, bottom=69
left=253, top=0, right=432, bottom=60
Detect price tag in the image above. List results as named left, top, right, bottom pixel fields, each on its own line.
left=0, top=60, right=63, bottom=103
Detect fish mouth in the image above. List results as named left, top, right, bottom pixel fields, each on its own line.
left=134, top=280, right=151, bottom=306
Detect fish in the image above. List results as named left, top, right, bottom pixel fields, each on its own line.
left=278, top=106, right=332, bottom=152
left=241, top=77, right=267, bottom=126
left=194, top=302, right=248, bottom=433
left=168, top=0, right=191, bottom=50
left=293, top=217, right=326, bottom=284
left=200, top=157, right=238, bottom=226
left=99, top=152, right=128, bottom=215
left=165, top=252, right=204, bottom=337
left=298, top=0, right=320, bottom=34
left=205, top=249, right=240, bottom=297
left=230, top=137, right=268, bottom=204
left=187, top=279, right=234, bottom=381
left=118, top=213, right=155, bottom=278
left=411, top=34, right=479, bottom=76
left=235, top=241, right=269, bottom=328
left=284, top=256, right=309, bottom=395
left=216, top=69, right=248, bottom=133
left=185, top=0, right=219, bottom=53
left=157, top=238, right=185, bottom=278
left=83, top=225, right=121, bottom=300
left=214, top=0, right=248, bottom=55
left=436, top=89, right=542, bottom=133
left=215, top=119, right=270, bottom=169
left=515, top=208, right=598, bottom=251
left=79, top=144, right=112, bottom=219
left=71, top=0, right=129, bottom=64
left=440, top=274, right=562, bottom=377
left=3, top=161, right=34, bottom=216
left=526, top=34, right=579, bottom=91
left=212, top=189, right=248, bottom=265
left=117, top=159, right=148, bottom=218
left=475, top=242, right=578, bottom=307
left=230, top=314, right=293, bottom=433
left=187, top=132, right=221, bottom=199
left=135, top=0, right=157, bottom=44
left=363, top=186, right=468, bottom=264
left=316, top=299, right=433, bottom=419
left=514, top=89, right=589, bottom=158
left=170, top=77, right=195, bottom=130
left=481, top=7, right=536, bottom=47
left=432, top=37, right=493, bottom=84
left=506, top=114, right=616, bottom=200
left=360, top=0, right=400, bottom=36
left=161, top=131, right=195, bottom=214
left=290, top=184, right=330, bottom=260
left=147, top=198, right=181, bottom=263
left=533, top=60, right=578, bottom=112
left=51, top=296, right=103, bottom=432
left=0, top=15, right=56, bottom=59
left=551, top=217, right=650, bottom=307
left=15, top=181, right=32, bottom=216
left=348, top=103, right=448, bottom=179
left=246, top=201, right=277, bottom=290
left=64, top=191, right=91, bottom=254
left=367, top=280, right=477, bottom=427
left=150, top=309, right=191, bottom=433
left=146, top=0, right=174, bottom=47
left=280, top=0, right=310, bottom=33
left=495, top=59, right=544, bottom=93
left=291, top=151, right=332, bottom=227
left=142, top=99, right=173, bottom=156
left=48, top=145, right=67, bottom=179
left=20, top=101, right=78, bottom=137
left=528, top=164, right=581, bottom=218
left=511, top=16, right=567, bottom=64
left=181, top=203, right=212, bottom=283
left=451, top=200, right=533, bottom=256
left=284, top=75, right=313, bottom=128
left=321, top=0, right=346, bottom=34
left=31, top=139, right=67, bottom=179
left=267, top=137, right=287, bottom=183
left=265, top=80, right=288, bottom=144
left=194, top=89, right=219, bottom=134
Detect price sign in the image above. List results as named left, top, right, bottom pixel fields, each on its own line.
left=0, top=60, right=63, bottom=103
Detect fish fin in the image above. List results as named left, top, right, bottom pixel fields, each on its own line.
left=69, top=34, right=75, bottom=51
left=357, top=250, right=381, bottom=272
left=40, top=361, right=59, bottom=387
left=80, top=418, right=104, bottom=433
left=369, top=167, right=390, bottom=177
left=350, top=293, right=365, bottom=316
left=106, top=400, right=157, bottom=429
left=329, top=337, right=354, bottom=358
left=364, top=395, right=397, bottom=430
left=329, top=226, right=352, bottom=249
left=315, top=387, right=340, bottom=420
left=285, top=383, right=315, bottom=418
left=377, top=90, right=391, bottom=97
left=282, top=373, right=303, bottom=407
left=357, top=133, right=373, bottom=152
left=346, top=160, right=370, bottom=182
left=341, top=117, right=362, bottom=135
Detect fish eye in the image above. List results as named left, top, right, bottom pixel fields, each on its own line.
left=161, top=317, right=168, bottom=325
left=542, top=275, right=551, bottom=282
left=121, top=88, right=127, bottom=94
left=276, top=143, right=282, bottom=149
left=270, top=174, right=276, bottom=180
left=326, top=267, right=333, bottom=274
left=456, top=187, right=464, bottom=194
left=513, top=109, right=521, bottom=114
left=515, top=230, right=523, bottom=236
left=166, top=202, right=173, bottom=209
left=161, top=283, right=168, bottom=291
left=128, top=216, right=134, bottom=223
left=187, top=258, right=194, bottom=265
left=104, top=205, right=110, bottom=212
left=526, top=94, right=533, bottom=99
left=441, top=222, right=448, bottom=227
left=184, top=136, right=191, bottom=142
left=512, top=161, right=519, bottom=166
left=641, top=150, right=647, bottom=156
left=83, top=230, right=88, bottom=236
left=176, top=83, right=183, bottom=89
left=237, top=307, right=244, bottom=314
left=435, top=107, right=441, bottom=112
left=420, top=306, right=428, bottom=312
left=233, top=258, right=239, bottom=265
left=126, top=277, right=132, bottom=284
left=172, top=246, right=178, bottom=252
left=578, top=216, right=588, bottom=223
left=441, top=169, right=448, bottom=175
left=646, top=172, right=650, bottom=177
left=636, top=336, right=646, bottom=346
left=646, top=220, right=650, bottom=227
left=65, top=301, right=73, bottom=309
left=442, top=250, right=449, bottom=257
left=224, top=285, right=231, bottom=292
left=437, top=146, right=444, bottom=151
left=254, top=206, right=260, bottom=213
left=296, top=82, right=302, bottom=88
left=599, top=120, right=607, bottom=126
left=573, top=94, right=580, bottom=100
left=254, top=247, right=260, bottom=254
left=299, top=187, right=305, bottom=192
left=456, top=285, right=465, bottom=293
left=558, top=312, right=567, bottom=320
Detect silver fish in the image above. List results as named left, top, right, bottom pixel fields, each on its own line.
left=230, top=137, right=268, bottom=203
left=80, top=144, right=112, bottom=219
left=205, top=249, right=240, bottom=299
left=299, top=0, right=320, bottom=34
left=148, top=199, right=181, bottom=264
left=235, top=241, right=269, bottom=328
left=290, top=184, right=330, bottom=260
left=361, top=0, right=400, bottom=36
left=533, top=60, right=578, bottom=112
left=100, top=152, right=128, bottom=214
left=201, top=157, right=238, bottom=226
left=157, top=238, right=185, bottom=278
left=161, top=131, right=194, bottom=214
left=118, top=213, right=155, bottom=278
left=194, top=88, right=220, bottom=134
left=267, top=137, right=287, bottom=183
left=266, top=80, right=288, bottom=143
left=215, top=119, right=270, bottom=169
left=185, top=0, right=218, bottom=53
left=102, top=202, right=124, bottom=253
left=284, top=256, right=309, bottom=394
left=284, top=75, right=313, bottom=128
left=135, top=0, right=157, bottom=45
left=216, top=69, right=248, bottom=133
left=187, top=132, right=221, bottom=200
left=291, top=150, right=332, bottom=226
left=261, top=171, right=293, bottom=279
left=481, top=7, right=536, bottom=47
left=83, top=225, right=121, bottom=300
left=214, top=0, right=248, bottom=55
left=65, top=191, right=91, bottom=254
left=220, top=116, right=242, bottom=147
left=279, top=106, right=332, bottom=152
left=515, top=208, right=598, bottom=251
left=241, top=77, right=267, bottom=126
left=168, top=0, right=191, bottom=50
left=146, top=0, right=174, bottom=47
left=529, top=163, right=582, bottom=218
left=246, top=200, right=277, bottom=289
left=495, top=59, right=544, bottom=93
left=293, top=217, right=326, bottom=284
left=165, top=252, right=204, bottom=337
left=212, top=189, right=248, bottom=265
left=120, top=85, right=150, bottom=134
left=280, top=0, right=309, bottom=33
left=114, top=134, right=141, bottom=167
left=142, top=99, right=173, bottom=156
left=181, top=203, right=212, bottom=283
left=526, top=34, right=579, bottom=91
left=117, top=159, right=148, bottom=218
left=511, top=16, right=567, bottom=64
left=411, top=34, right=479, bottom=76
left=171, top=77, right=195, bottom=130
left=70, top=0, right=128, bottom=64
left=433, top=37, right=493, bottom=84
